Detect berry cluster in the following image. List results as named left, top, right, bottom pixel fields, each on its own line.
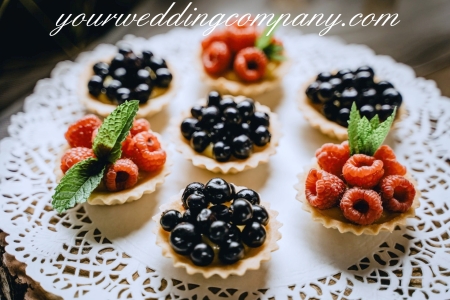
left=306, top=143, right=415, bottom=225
left=201, top=21, right=283, bottom=82
left=305, top=66, right=402, bottom=127
left=180, top=91, right=271, bottom=162
left=87, top=46, right=173, bottom=104
left=61, top=115, right=166, bottom=191
left=160, top=178, right=269, bottom=266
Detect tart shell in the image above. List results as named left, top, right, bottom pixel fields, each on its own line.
left=298, top=78, right=407, bottom=141
left=54, top=132, right=171, bottom=206
left=77, top=51, right=178, bottom=118
left=294, top=161, right=421, bottom=235
left=171, top=95, right=282, bottom=174
left=152, top=186, right=282, bottom=278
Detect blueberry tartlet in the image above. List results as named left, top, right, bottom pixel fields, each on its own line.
left=199, top=19, right=288, bottom=97
left=172, top=91, right=281, bottom=174
left=294, top=105, right=419, bottom=235
left=152, top=178, right=282, bottom=278
left=299, top=66, right=406, bottom=140
left=78, top=44, right=177, bottom=118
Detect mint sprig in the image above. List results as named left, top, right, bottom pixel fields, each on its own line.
left=347, top=102, right=396, bottom=156
left=255, top=16, right=286, bottom=62
left=52, top=100, right=140, bottom=213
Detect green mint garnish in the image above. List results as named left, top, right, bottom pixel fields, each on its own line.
left=52, top=100, right=140, bottom=213
left=347, top=102, right=396, bottom=156
left=255, top=16, right=286, bottom=62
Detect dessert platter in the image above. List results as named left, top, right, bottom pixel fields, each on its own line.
left=0, top=27, right=450, bottom=299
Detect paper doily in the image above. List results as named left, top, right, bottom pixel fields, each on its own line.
left=1, top=28, right=449, bottom=299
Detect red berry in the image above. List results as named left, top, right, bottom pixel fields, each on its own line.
left=130, top=119, right=150, bottom=136
left=343, top=154, right=384, bottom=188
left=340, top=188, right=383, bottom=225
left=233, top=47, right=267, bottom=82
left=374, top=145, right=406, bottom=176
left=305, top=169, right=346, bottom=210
left=380, top=175, right=416, bottom=212
left=121, top=134, right=133, bottom=158
left=130, top=131, right=166, bottom=172
left=315, top=141, right=350, bottom=177
left=60, top=147, right=95, bottom=174
left=227, top=20, right=258, bottom=53
left=201, top=29, right=229, bottom=50
left=65, top=114, right=102, bottom=148
left=105, top=158, right=139, bottom=192
left=202, top=41, right=232, bottom=76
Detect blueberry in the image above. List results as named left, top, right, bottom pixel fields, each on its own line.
left=251, top=125, right=271, bottom=147
left=180, top=118, right=200, bottom=140
left=124, top=53, right=142, bottom=71
left=208, top=220, right=229, bottom=244
left=322, top=101, right=340, bottom=121
left=251, top=205, right=269, bottom=225
left=116, top=87, right=131, bottom=104
left=210, top=204, right=231, bottom=222
left=135, top=69, right=152, bottom=85
left=93, top=62, right=109, bottom=77
left=341, top=73, right=355, bottom=88
left=133, top=83, right=152, bottom=103
left=329, top=77, right=344, bottom=92
left=207, top=91, right=221, bottom=107
left=236, top=99, right=255, bottom=120
left=160, top=210, right=183, bottom=232
left=231, top=198, right=253, bottom=225
left=222, top=223, right=241, bottom=245
left=213, top=141, right=232, bottom=162
left=318, top=82, right=335, bottom=103
left=185, top=190, right=208, bottom=214
left=376, top=81, right=394, bottom=93
left=219, top=97, right=237, bottom=112
left=110, top=54, right=126, bottom=71
left=337, top=107, right=351, bottom=127
left=112, top=67, right=127, bottom=83
left=154, top=68, right=172, bottom=88
left=191, top=105, right=204, bottom=119
left=118, top=45, right=132, bottom=56
left=357, top=88, right=377, bottom=107
left=378, top=104, right=394, bottom=121
left=232, top=134, right=253, bottom=159
left=305, top=81, right=321, bottom=104
left=88, top=75, right=103, bottom=97
left=336, top=69, right=353, bottom=78
left=200, top=106, right=220, bottom=127
left=141, top=50, right=153, bottom=66
left=356, top=66, right=374, bottom=77
left=316, top=72, right=333, bottom=82
left=360, top=105, right=376, bottom=120
left=235, top=189, right=260, bottom=205
left=223, top=107, right=242, bottom=125
left=382, top=88, right=402, bottom=106
left=354, top=71, right=374, bottom=90
left=190, top=243, right=214, bottom=266
left=204, top=178, right=233, bottom=205
left=169, top=223, right=201, bottom=255
left=238, top=122, right=251, bottom=136
left=219, top=241, right=245, bottom=264
left=105, top=80, right=122, bottom=101
left=210, top=122, right=230, bottom=143
left=182, top=182, right=205, bottom=208
left=149, top=56, right=167, bottom=71
left=242, top=222, right=266, bottom=248
left=196, top=208, right=217, bottom=233
left=340, top=87, right=359, bottom=107
left=250, top=112, right=270, bottom=128
left=190, top=130, right=210, bottom=152
left=183, top=209, right=197, bottom=223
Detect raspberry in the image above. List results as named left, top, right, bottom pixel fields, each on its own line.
left=374, top=145, right=406, bottom=176
left=315, top=141, right=350, bottom=177
left=227, top=21, right=258, bottom=53
left=105, top=158, right=139, bottom=192
left=121, top=134, right=133, bottom=158
left=233, top=47, right=267, bottom=82
left=380, top=175, right=416, bottom=212
left=202, top=41, right=232, bottom=76
left=340, top=188, right=383, bottom=225
left=131, top=131, right=166, bottom=172
left=130, top=119, right=150, bottom=136
left=65, top=114, right=102, bottom=148
left=60, top=147, right=95, bottom=174
left=343, top=154, right=384, bottom=188
left=305, top=169, right=346, bottom=210
left=201, top=29, right=229, bottom=50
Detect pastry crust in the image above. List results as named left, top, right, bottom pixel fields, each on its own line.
left=294, top=161, right=421, bottom=235
left=77, top=51, right=178, bottom=118
left=298, top=77, right=407, bottom=141
left=199, top=48, right=289, bottom=97
left=152, top=186, right=282, bottom=278
left=171, top=95, right=282, bottom=174
left=54, top=132, right=171, bottom=206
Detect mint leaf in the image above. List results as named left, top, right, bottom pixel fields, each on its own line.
left=357, top=117, right=373, bottom=155
left=93, top=100, right=139, bottom=163
left=256, top=16, right=282, bottom=52
left=262, top=44, right=286, bottom=62
left=368, top=107, right=397, bottom=155
left=347, top=103, right=361, bottom=155
left=52, top=158, right=105, bottom=213
left=370, top=114, right=380, bottom=129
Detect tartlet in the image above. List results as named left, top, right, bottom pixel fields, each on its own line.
left=299, top=67, right=406, bottom=141
left=172, top=94, right=282, bottom=174
left=152, top=181, right=282, bottom=278
left=78, top=46, right=178, bottom=118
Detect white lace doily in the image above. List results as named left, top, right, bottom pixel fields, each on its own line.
left=1, top=28, right=449, bottom=299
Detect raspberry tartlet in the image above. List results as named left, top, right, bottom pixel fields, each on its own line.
left=295, top=104, right=420, bottom=235
left=53, top=101, right=170, bottom=212
left=171, top=91, right=281, bottom=174
left=152, top=178, right=282, bottom=278
left=299, top=66, right=406, bottom=141
left=199, top=19, right=288, bottom=97
left=78, top=45, right=177, bottom=118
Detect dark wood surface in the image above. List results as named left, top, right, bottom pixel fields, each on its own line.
left=0, top=0, right=450, bottom=298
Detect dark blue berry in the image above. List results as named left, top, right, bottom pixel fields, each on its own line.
left=88, top=75, right=103, bottom=97
left=235, top=189, right=260, bottom=205
left=236, top=99, right=255, bottom=120
left=180, top=118, right=200, bottom=140
left=190, top=243, right=214, bottom=266
left=207, top=91, right=221, bottom=107
left=251, top=125, right=271, bottom=147
left=231, top=198, right=253, bottom=225
left=169, top=223, right=200, bottom=255
left=219, top=241, right=244, bottom=264
left=232, top=134, right=253, bottom=159
left=242, top=222, right=266, bottom=248
left=154, top=68, right=172, bottom=88
left=359, top=105, right=376, bottom=120
left=133, top=83, right=152, bottom=103
left=190, top=130, right=210, bottom=152
left=251, top=205, right=269, bottom=225
left=204, top=178, right=233, bottom=205
left=213, top=141, right=232, bottom=162
left=160, top=209, right=183, bottom=232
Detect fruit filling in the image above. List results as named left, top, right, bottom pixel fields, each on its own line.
left=87, top=46, right=173, bottom=104
left=305, top=66, right=403, bottom=127
left=180, top=91, right=272, bottom=162
left=159, top=178, right=270, bottom=266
